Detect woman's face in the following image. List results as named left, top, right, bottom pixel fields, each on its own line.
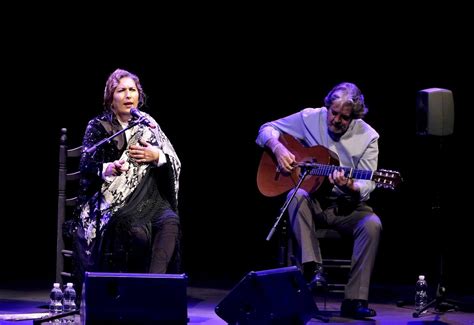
left=111, top=77, right=139, bottom=120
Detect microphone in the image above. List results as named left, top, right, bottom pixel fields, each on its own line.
left=130, top=108, right=156, bottom=128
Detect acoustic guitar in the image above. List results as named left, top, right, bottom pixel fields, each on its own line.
left=257, top=134, right=402, bottom=197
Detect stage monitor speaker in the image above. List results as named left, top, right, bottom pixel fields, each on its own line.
left=416, top=88, right=454, bottom=136
left=80, top=272, right=188, bottom=325
left=214, top=266, right=318, bottom=325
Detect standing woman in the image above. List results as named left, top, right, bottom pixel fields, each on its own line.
left=73, top=68, right=182, bottom=286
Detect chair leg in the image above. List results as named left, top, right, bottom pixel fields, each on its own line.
left=289, top=254, right=300, bottom=268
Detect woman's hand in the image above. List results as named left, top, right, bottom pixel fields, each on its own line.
left=104, top=159, right=129, bottom=177
left=129, top=139, right=160, bottom=164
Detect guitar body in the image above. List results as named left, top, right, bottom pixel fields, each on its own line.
left=257, top=134, right=339, bottom=197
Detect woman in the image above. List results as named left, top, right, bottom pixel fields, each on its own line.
left=73, top=68, right=181, bottom=282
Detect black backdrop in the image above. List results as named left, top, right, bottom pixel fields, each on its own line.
left=2, top=24, right=472, bottom=295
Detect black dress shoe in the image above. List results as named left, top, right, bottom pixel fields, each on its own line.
left=340, top=299, right=377, bottom=319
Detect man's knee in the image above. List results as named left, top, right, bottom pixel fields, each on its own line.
left=363, top=214, right=382, bottom=238
left=288, top=188, right=310, bottom=201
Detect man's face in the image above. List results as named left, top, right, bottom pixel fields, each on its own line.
left=327, top=101, right=353, bottom=135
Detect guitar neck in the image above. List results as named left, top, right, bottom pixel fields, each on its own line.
left=306, top=164, right=373, bottom=180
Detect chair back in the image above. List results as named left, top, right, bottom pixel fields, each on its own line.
left=56, top=128, right=82, bottom=284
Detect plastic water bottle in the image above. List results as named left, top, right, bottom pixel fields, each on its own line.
left=49, top=283, right=64, bottom=323
left=63, top=282, right=77, bottom=323
left=415, top=275, right=428, bottom=312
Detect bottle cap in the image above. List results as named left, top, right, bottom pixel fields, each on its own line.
left=67, top=282, right=74, bottom=287
left=53, top=283, right=60, bottom=288
left=418, top=275, right=425, bottom=280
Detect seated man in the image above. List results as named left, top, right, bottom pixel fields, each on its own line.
left=256, top=82, right=382, bottom=319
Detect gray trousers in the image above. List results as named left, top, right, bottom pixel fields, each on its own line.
left=287, top=188, right=382, bottom=300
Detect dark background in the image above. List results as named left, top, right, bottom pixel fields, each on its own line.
left=2, top=15, right=472, bottom=297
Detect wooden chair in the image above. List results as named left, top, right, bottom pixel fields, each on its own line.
left=56, top=128, right=82, bottom=284
left=314, top=229, right=352, bottom=294
left=284, top=225, right=351, bottom=294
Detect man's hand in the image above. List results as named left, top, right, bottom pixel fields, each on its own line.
left=329, top=169, right=359, bottom=193
left=266, top=138, right=296, bottom=173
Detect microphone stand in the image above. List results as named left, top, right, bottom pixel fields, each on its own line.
left=266, top=167, right=311, bottom=270
left=84, top=117, right=146, bottom=154
left=265, top=165, right=329, bottom=322
left=266, top=168, right=310, bottom=242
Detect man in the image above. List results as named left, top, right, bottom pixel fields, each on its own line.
left=256, top=82, right=381, bottom=319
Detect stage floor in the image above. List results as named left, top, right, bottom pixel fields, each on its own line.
left=1, top=283, right=473, bottom=324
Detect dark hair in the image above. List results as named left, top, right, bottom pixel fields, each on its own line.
left=324, top=82, right=368, bottom=119
left=103, top=68, right=146, bottom=111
